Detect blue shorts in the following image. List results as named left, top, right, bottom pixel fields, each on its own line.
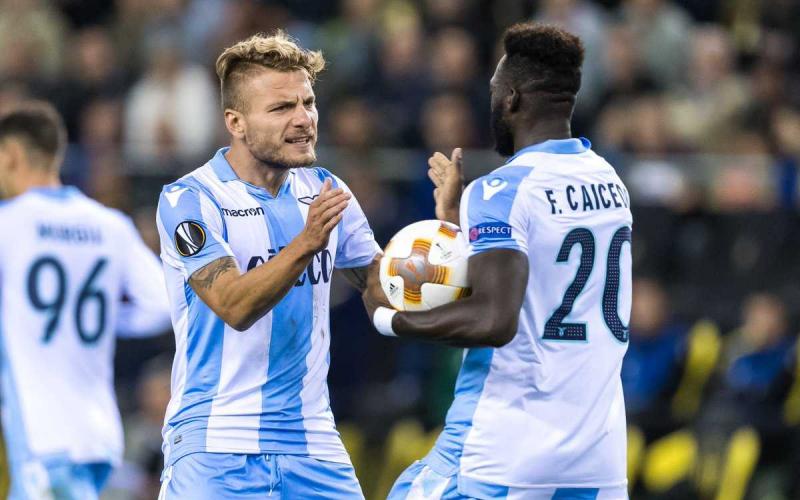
left=159, top=452, right=364, bottom=499
left=8, top=458, right=112, bottom=500
left=388, top=460, right=628, bottom=500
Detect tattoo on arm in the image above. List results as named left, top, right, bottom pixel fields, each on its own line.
left=190, top=257, right=238, bottom=291
left=339, top=266, right=368, bottom=292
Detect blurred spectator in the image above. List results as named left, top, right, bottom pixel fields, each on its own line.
left=72, top=27, right=123, bottom=90
left=420, top=93, right=478, bottom=153
left=212, top=1, right=292, bottom=64
left=666, top=26, right=749, bottom=152
left=598, top=24, right=658, bottom=105
left=123, top=30, right=217, bottom=170
left=52, top=26, right=126, bottom=140
left=122, top=355, right=173, bottom=500
left=723, top=294, right=793, bottom=402
left=711, top=132, right=774, bottom=212
left=412, top=92, right=479, bottom=220
left=314, top=0, right=381, bottom=101
left=770, top=105, right=800, bottom=209
left=695, top=293, right=797, bottom=496
left=615, top=95, right=689, bottom=208
left=743, top=58, right=789, bottom=133
left=372, top=3, right=429, bottom=147
left=110, top=0, right=156, bottom=76
left=326, top=97, right=380, bottom=151
left=757, top=0, right=800, bottom=39
left=321, top=97, right=403, bottom=239
left=179, top=0, right=228, bottom=65
left=113, top=0, right=228, bottom=73
left=0, top=78, right=31, bottom=114
left=133, top=206, right=162, bottom=254
left=428, top=27, right=478, bottom=91
left=421, top=0, right=493, bottom=53
left=626, top=95, right=678, bottom=156
left=428, top=27, right=489, bottom=140
left=0, top=0, right=68, bottom=80
left=711, top=292, right=793, bottom=415
left=422, top=0, right=475, bottom=28
left=619, top=0, right=692, bottom=89
left=63, top=97, right=130, bottom=205
left=622, top=277, right=691, bottom=439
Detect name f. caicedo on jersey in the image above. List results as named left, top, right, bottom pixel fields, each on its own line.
left=543, top=182, right=630, bottom=215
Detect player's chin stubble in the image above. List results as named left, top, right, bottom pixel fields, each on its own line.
left=250, top=140, right=316, bottom=169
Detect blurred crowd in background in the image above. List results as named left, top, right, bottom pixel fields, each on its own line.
left=2, top=0, right=800, bottom=498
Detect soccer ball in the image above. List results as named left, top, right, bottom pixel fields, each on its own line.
left=380, top=220, right=471, bottom=311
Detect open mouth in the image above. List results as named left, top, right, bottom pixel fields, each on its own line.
left=286, top=136, right=312, bottom=145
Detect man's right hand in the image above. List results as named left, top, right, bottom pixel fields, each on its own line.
left=428, top=148, right=464, bottom=226
left=299, top=178, right=351, bottom=254
left=361, top=254, right=392, bottom=320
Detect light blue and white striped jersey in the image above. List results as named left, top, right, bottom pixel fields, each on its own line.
left=0, top=187, right=170, bottom=467
left=156, top=148, right=380, bottom=467
left=429, top=138, right=633, bottom=494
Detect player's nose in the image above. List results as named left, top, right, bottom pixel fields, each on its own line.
left=290, top=103, right=314, bottom=128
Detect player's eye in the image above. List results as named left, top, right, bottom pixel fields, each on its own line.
left=304, top=99, right=315, bottom=109
left=271, top=104, right=291, bottom=112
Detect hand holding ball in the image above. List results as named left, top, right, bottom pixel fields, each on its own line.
left=379, top=220, right=471, bottom=311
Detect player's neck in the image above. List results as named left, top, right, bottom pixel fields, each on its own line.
left=512, top=122, right=572, bottom=154
left=16, top=172, right=61, bottom=197
left=225, top=144, right=289, bottom=197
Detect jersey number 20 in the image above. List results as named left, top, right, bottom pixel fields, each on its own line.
left=544, top=226, right=631, bottom=343
left=26, top=256, right=108, bottom=344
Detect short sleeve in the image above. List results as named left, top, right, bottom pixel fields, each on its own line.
left=156, top=181, right=234, bottom=278
left=329, top=174, right=381, bottom=268
left=116, top=215, right=171, bottom=337
left=460, top=166, right=533, bottom=257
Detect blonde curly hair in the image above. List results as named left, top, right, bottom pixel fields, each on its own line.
left=215, top=31, right=325, bottom=112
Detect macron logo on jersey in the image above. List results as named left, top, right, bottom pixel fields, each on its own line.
left=482, top=178, right=508, bottom=201
left=221, top=207, right=265, bottom=217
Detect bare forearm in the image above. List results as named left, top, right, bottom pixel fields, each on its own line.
left=232, top=239, right=316, bottom=327
left=192, top=238, right=315, bottom=330
left=391, top=296, right=514, bottom=348
left=441, top=208, right=460, bottom=226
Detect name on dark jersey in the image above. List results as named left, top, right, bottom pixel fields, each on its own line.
left=37, top=223, right=102, bottom=244
left=544, top=183, right=630, bottom=215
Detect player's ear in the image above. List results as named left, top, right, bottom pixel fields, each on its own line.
left=0, top=140, right=24, bottom=197
left=507, top=87, right=521, bottom=114
left=0, top=143, right=9, bottom=179
left=3, top=138, right=26, bottom=173
left=224, top=109, right=246, bottom=140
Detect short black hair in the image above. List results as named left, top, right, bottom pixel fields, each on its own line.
left=501, top=22, right=584, bottom=97
left=0, top=101, right=66, bottom=168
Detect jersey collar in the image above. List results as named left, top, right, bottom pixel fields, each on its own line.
left=210, top=147, right=238, bottom=182
left=506, top=137, right=591, bottom=163
left=28, top=185, right=79, bottom=199
left=209, top=147, right=295, bottom=197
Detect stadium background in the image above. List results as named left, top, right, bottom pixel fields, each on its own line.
left=1, top=0, right=800, bottom=498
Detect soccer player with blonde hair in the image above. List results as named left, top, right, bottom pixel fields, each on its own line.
left=156, top=32, right=378, bottom=498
